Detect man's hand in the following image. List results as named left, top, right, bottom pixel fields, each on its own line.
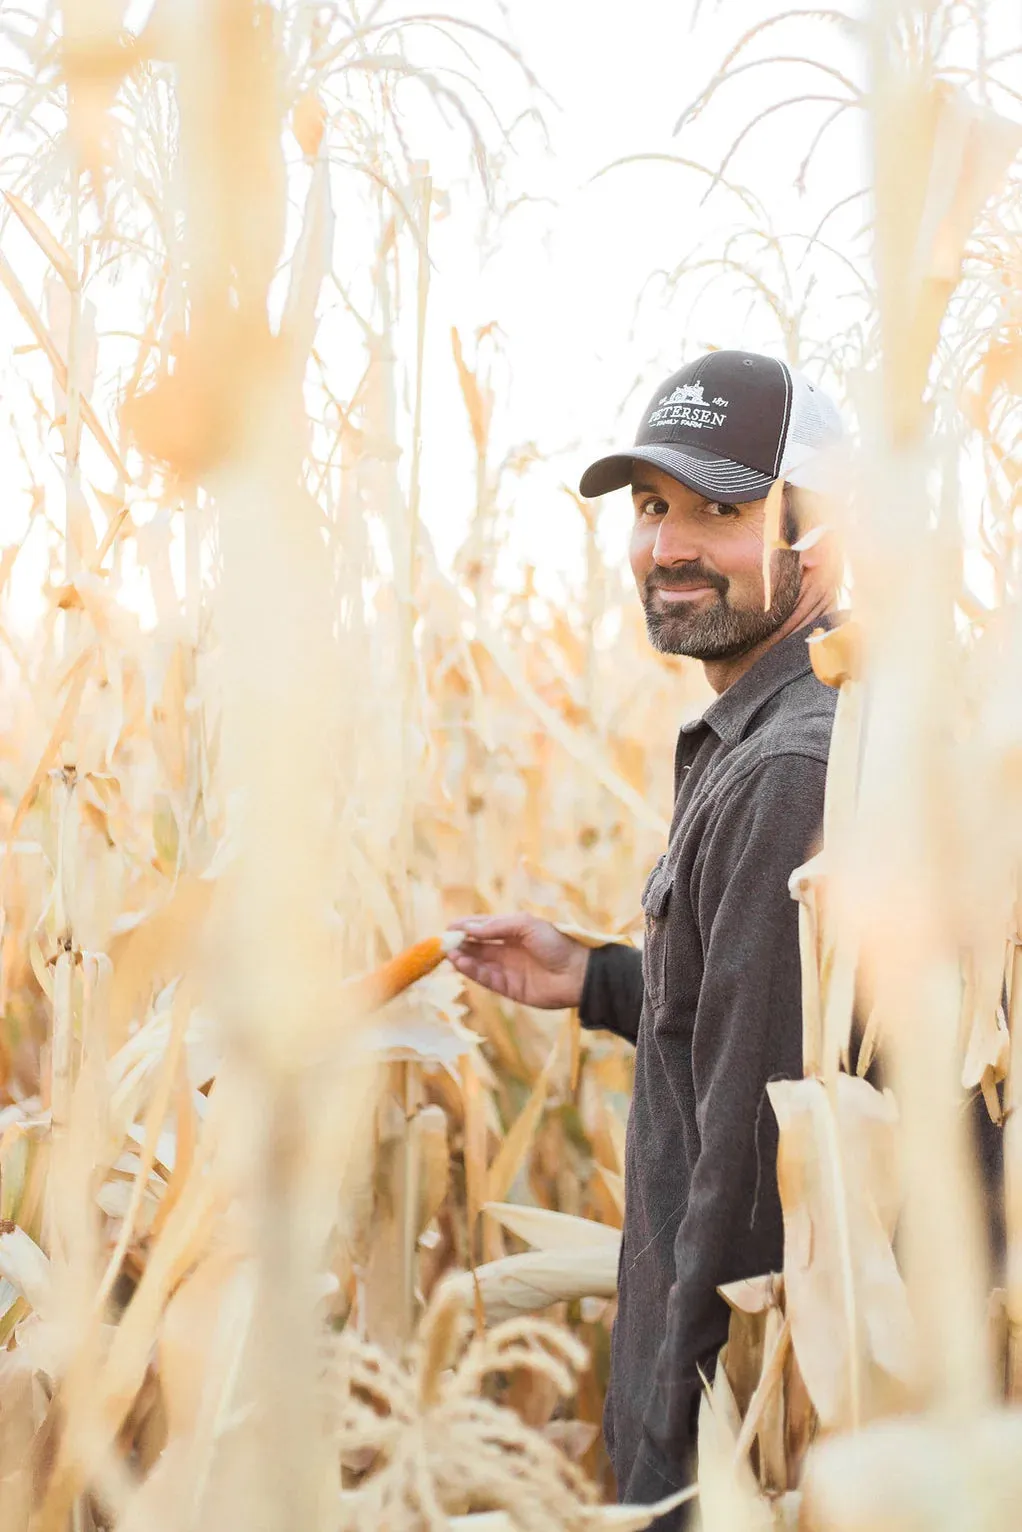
left=446, top=914, right=589, bottom=1010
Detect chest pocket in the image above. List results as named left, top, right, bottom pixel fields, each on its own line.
left=640, top=856, right=673, bottom=1010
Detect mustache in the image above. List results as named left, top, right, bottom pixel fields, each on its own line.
left=645, top=563, right=728, bottom=597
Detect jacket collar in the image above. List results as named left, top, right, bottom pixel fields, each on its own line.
left=681, top=611, right=838, bottom=748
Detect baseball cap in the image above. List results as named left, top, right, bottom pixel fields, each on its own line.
left=579, top=349, right=843, bottom=504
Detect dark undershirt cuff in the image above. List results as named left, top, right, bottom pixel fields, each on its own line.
left=578, top=943, right=644, bottom=1045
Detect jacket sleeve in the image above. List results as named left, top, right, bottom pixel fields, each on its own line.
left=624, top=754, right=826, bottom=1509
left=579, top=943, right=644, bottom=1046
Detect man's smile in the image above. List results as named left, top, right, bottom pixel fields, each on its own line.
left=652, top=585, right=715, bottom=603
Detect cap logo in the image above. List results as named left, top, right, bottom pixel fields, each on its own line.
left=647, top=380, right=728, bottom=433
left=664, top=383, right=704, bottom=405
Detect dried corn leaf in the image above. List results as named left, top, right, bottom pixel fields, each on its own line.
left=3, top=194, right=78, bottom=292
left=874, top=79, right=1022, bottom=441
left=961, top=943, right=1010, bottom=1095
left=486, top=1029, right=561, bottom=1205
left=0, top=254, right=127, bottom=477
left=447, top=1241, right=621, bottom=1323
left=696, top=1362, right=772, bottom=1532
left=483, top=1202, right=620, bottom=1253
left=551, top=922, right=636, bottom=950
left=107, top=880, right=213, bottom=1042
left=0, top=1225, right=51, bottom=1317
left=768, top=1075, right=915, bottom=1431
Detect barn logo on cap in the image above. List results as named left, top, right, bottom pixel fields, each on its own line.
left=663, top=383, right=705, bottom=406
left=648, top=379, right=728, bottom=433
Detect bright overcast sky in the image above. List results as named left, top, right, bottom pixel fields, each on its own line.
left=0, top=2, right=871, bottom=627
left=413, top=0, right=869, bottom=590
left=15, top=2, right=1022, bottom=625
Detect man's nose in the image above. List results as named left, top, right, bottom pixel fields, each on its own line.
left=652, top=514, right=702, bottom=568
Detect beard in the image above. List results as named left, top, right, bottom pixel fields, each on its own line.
left=642, top=552, right=802, bottom=660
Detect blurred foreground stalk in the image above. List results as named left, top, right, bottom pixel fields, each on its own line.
left=857, top=1, right=1022, bottom=1418
left=798, top=7, right=1022, bottom=1528
left=172, top=3, right=356, bottom=1527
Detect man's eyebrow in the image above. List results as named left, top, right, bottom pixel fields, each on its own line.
left=630, top=479, right=717, bottom=510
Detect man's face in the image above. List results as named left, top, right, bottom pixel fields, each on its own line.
left=629, top=465, right=801, bottom=660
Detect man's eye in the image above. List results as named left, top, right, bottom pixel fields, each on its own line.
left=707, top=502, right=740, bottom=518
left=640, top=498, right=669, bottom=517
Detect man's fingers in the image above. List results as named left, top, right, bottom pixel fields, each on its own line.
left=448, top=914, right=534, bottom=943
left=449, top=948, right=499, bottom=980
left=449, top=950, right=512, bottom=998
left=454, top=938, right=511, bottom=960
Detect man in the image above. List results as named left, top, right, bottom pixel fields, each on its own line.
left=448, top=350, right=845, bottom=1520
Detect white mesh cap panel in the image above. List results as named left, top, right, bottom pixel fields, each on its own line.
left=779, top=369, right=845, bottom=492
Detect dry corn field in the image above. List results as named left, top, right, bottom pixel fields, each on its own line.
left=0, top=1, right=1021, bottom=1529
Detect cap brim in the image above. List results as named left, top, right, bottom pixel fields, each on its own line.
left=578, top=443, right=775, bottom=504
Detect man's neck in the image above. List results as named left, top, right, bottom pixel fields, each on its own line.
left=702, top=588, right=835, bottom=695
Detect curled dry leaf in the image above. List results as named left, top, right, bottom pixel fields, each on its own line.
left=360, top=1009, right=481, bottom=1066
left=544, top=1419, right=600, bottom=1462
left=0, top=1225, right=51, bottom=1318
left=807, top=621, right=863, bottom=689
left=716, top=1275, right=814, bottom=1495
left=551, top=922, right=636, bottom=950
left=717, top=1275, right=780, bottom=1446
left=292, top=91, right=327, bottom=158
